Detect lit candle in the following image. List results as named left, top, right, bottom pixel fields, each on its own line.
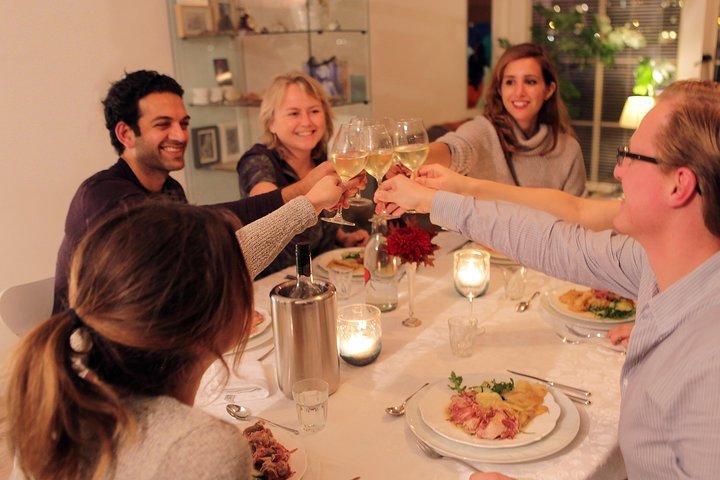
left=457, top=262, right=485, bottom=287
left=337, top=304, right=382, bottom=366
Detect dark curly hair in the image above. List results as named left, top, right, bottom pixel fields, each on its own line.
left=102, top=70, right=184, bottom=155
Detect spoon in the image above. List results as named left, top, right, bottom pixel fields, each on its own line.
left=385, top=382, right=430, bottom=416
left=515, top=291, right=540, bottom=312
left=226, top=403, right=300, bottom=435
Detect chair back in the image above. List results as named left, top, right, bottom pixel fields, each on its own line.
left=0, top=277, right=54, bottom=336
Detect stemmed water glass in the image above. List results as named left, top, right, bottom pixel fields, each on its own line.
left=365, top=122, right=399, bottom=221
left=322, top=123, right=368, bottom=226
left=453, top=249, right=490, bottom=315
left=391, top=118, right=429, bottom=180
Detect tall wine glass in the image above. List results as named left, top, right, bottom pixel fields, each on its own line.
left=365, top=122, right=398, bottom=221
left=322, top=123, right=368, bottom=226
left=392, top=118, right=429, bottom=180
left=346, top=118, right=374, bottom=207
left=453, top=249, right=490, bottom=315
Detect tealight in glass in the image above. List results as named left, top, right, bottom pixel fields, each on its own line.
left=453, top=249, right=490, bottom=315
left=337, top=304, right=382, bottom=366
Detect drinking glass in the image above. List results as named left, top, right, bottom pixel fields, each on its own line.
left=292, top=378, right=329, bottom=432
left=365, top=122, right=398, bottom=220
left=453, top=249, right=490, bottom=315
left=391, top=118, right=429, bottom=180
left=322, top=123, right=368, bottom=226
left=346, top=118, right=373, bottom=207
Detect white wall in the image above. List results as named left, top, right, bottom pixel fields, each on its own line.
left=0, top=0, right=532, bottom=368
left=0, top=2, right=181, bottom=367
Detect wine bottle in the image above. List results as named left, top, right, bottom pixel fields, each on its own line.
left=290, top=242, right=323, bottom=298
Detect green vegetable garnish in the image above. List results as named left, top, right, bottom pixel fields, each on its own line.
left=448, top=371, right=515, bottom=399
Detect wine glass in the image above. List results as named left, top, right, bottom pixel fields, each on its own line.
left=391, top=118, right=429, bottom=180
left=346, top=118, right=374, bottom=208
left=365, top=122, right=398, bottom=221
left=453, top=249, right=490, bottom=315
left=322, top=123, right=368, bottom=226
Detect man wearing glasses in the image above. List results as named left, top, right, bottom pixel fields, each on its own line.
left=376, top=80, right=720, bottom=479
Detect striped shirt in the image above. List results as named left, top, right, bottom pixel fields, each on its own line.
left=431, top=191, right=720, bottom=479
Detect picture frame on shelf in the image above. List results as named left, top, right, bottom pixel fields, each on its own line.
left=213, top=58, right=233, bottom=86
left=219, top=123, right=243, bottom=163
left=192, top=126, right=221, bottom=168
left=210, top=0, right=238, bottom=35
left=175, top=5, right=214, bottom=38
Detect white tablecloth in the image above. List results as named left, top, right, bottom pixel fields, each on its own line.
left=199, top=232, right=627, bottom=480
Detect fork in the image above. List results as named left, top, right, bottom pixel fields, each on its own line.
left=565, top=325, right=607, bottom=339
left=555, top=332, right=625, bottom=354
left=415, top=438, right=482, bottom=472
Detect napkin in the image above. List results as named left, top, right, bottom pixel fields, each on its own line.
left=195, top=359, right=270, bottom=406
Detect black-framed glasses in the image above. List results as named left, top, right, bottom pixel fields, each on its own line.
left=616, top=146, right=658, bottom=166
left=616, top=146, right=701, bottom=195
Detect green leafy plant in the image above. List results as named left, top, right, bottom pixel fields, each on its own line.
left=632, top=56, right=675, bottom=96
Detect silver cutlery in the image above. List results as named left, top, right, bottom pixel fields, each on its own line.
left=415, top=438, right=482, bottom=472
left=565, top=324, right=608, bottom=339
left=507, top=369, right=591, bottom=397
left=555, top=332, right=626, bottom=354
left=385, top=383, right=430, bottom=416
left=226, top=404, right=300, bottom=435
left=565, top=393, right=592, bottom=406
left=515, top=291, right=540, bottom=312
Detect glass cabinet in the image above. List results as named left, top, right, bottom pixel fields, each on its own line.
left=167, top=0, right=371, bottom=204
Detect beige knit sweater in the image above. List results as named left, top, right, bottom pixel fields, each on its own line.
left=438, top=116, right=587, bottom=196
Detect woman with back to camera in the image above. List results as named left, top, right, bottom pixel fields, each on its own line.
left=5, top=201, right=258, bottom=479
left=425, top=43, right=586, bottom=195
left=236, top=71, right=368, bottom=277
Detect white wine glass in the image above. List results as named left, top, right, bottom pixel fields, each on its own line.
left=392, top=118, right=429, bottom=180
left=322, top=123, right=368, bottom=226
left=453, top=249, right=490, bottom=316
left=346, top=118, right=374, bottom=208
left=365, top=122, right=399, bottom=221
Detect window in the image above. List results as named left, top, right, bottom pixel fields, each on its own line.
left=532, top=0, right=682, bottom=185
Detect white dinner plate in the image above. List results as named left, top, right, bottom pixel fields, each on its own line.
left=314, top=247, right=365, bottom=277
left=544, top=281, right=635, bottom=326
left=254, top=427, right=307, bottom=480
left=405, top=382, right=580, bottom=463
left=418, top=375, right=561, bottom=449
left=249, top=307, right=271, bottom=340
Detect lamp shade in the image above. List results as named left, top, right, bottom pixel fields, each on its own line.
left=619, top=96, right=656, bottom=129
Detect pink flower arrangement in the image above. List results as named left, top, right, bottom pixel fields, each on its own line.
left=386, top=222, right=439, bottom=267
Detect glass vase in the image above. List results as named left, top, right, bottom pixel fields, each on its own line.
left=402, top=262, right=421, bottom=327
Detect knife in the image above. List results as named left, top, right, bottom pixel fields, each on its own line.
left=507, top=370, right=592, bottom=397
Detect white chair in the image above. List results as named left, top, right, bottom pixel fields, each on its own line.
left=0, top=277, right=54, bottom=337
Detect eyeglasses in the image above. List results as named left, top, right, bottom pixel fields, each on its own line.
left=616, top=146, right=701, bottom=195
left=616, top=146, right=658, bottom=167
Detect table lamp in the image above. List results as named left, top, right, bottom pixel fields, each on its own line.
left=619, top=96, right=656, bottom=129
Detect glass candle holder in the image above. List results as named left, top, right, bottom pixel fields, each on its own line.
left=453, top=248, right=490, bottom=315
left=337, top=304, right=382, bottom=366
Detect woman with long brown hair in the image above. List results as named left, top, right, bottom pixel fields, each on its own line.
left=5, top=201, right=256, bottom=479
left=426, top=43, right=586, bottom=195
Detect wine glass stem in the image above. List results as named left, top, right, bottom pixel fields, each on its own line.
left=468, top=295, right=474, bottom=316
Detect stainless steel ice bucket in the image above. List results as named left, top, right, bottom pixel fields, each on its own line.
left=270, top=280, right=340, bottom=399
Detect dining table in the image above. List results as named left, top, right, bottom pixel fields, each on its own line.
left=197, top=231, right=628, bottom=480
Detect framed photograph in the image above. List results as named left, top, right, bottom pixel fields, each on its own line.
left=219, top=123, right=243, bottom=162
left=213, top=58, right=233, bottom=86
left=174, top=5, right=213, bottom=38
left=210, top=0, right=238, bottom=35
left=192, top=126, right=221, bottom=168
left=305, top=56, right=343, bottom=100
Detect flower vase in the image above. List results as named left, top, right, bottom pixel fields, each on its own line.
left=402, top=262, right=421, bottom=327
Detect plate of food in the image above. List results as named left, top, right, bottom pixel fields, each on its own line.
left=546, top=281, right=636, bottom=325
left=406, top=374, right=580, bottom=464
left=418, top=372, right=561, bottom=449
left=243, top=421, right=307, bottom=479
left=314, top=247, right=365, bottom=276
left=249, top=308, right=271, bottom=340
